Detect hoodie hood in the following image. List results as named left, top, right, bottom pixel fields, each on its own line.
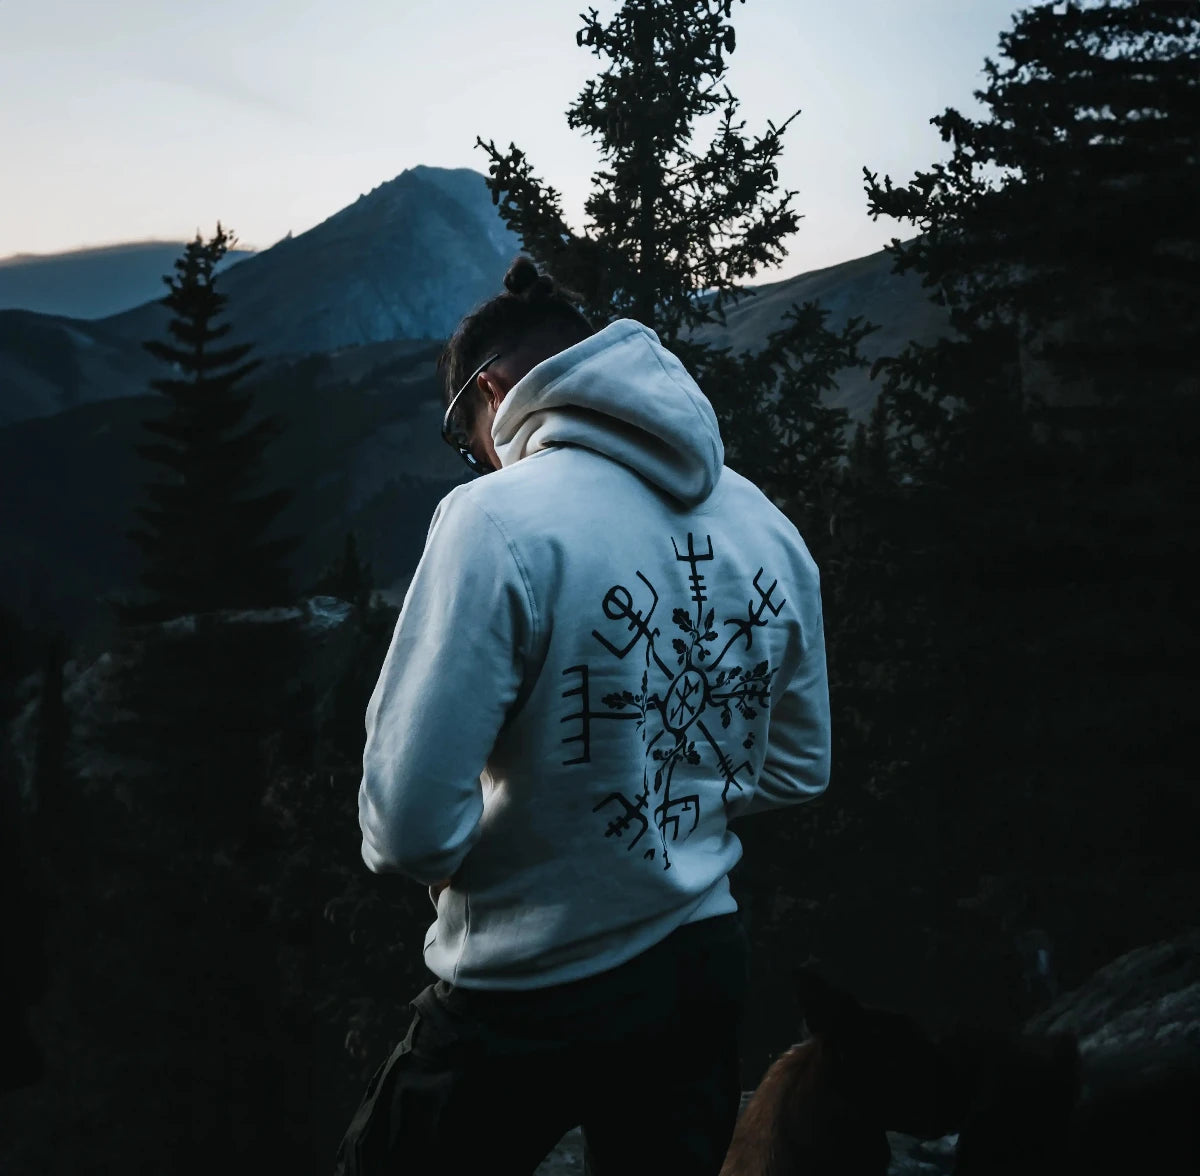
left=491, top=318, right=724, bottom=506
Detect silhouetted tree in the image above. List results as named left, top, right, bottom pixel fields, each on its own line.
left=31, top=630, right=70, bottom=851
left=113, top=225, right=299, bottom=625
left=0, top=754, right=48, bottom=1094
left=0, top=633, right=70, bottom=1095
left=699, top=303, right=875, bottom=536
left=861, top=0, right=1200, bottom=670
left=478, top=0, right=802, bottom=341
left=312, top=530, right=374, bottom=613
left=0, top=618, right=57, bottom=1095
left=475, top=0, right=873, bottom=530
left=0, top=602, right=39, bottom=724
left=846, top=393, right=891, bottom=494
left=857, top=0, right=1200, bottom=916
left=864, top=0, right=1200, bottom=478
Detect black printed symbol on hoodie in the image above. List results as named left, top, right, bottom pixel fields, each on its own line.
left=560, top=534, right=784, bottom=869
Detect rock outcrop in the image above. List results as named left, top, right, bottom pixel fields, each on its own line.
left=4, top=595, right=358, bottom=808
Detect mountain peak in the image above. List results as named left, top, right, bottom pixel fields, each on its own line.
left=98, top=166, right=524, bottom=355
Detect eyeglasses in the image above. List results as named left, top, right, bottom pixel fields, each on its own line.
left=441, top=352, right=502, bottom=476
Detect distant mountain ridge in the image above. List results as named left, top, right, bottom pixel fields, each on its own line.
left=0, top=166, right=954, bottom=430
left=0, top=241, right=254, bottom=320
left=690, top=245, right=949, bottom=421
left=0, top=166, right=525, bottom=423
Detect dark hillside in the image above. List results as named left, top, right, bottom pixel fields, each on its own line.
left=0, top=241, right=253, bottom=320
left=0, top=340, right=464, bottom=651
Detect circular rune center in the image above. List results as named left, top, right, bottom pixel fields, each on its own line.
left=663, top=669, right=707, bottom=736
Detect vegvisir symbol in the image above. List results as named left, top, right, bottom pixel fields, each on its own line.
left=561, top=534, right=784, bottom=870
left=668, top=671, right=703, bottom=729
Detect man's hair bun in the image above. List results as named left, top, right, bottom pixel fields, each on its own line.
left=504, top=256, right=555, bottom=303
left=439, top=255, right=594, bottom=410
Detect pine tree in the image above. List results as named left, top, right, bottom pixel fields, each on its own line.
left=857, top=0, right=1200, bottom=909
left=863, top=0, right=1200, bottom=475
left=477, top=0, right=801, bottom=344
left=860, top=0, right=1200, bottom=622
left=31, top=630, right=69, bottom=836
left=475, top=0, right=873, bottom=530
left=704, top=301, right=875, bottom=535
left=312, top=530, right=374, bottom=613
left=846, top=393, right=891, bottom=494
left=0, top=747, right=49, bottom=1093
left=115, top=226, right=299, bottom=624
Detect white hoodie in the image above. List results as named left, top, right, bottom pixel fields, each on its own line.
left=359, top=319, right=830, bottom=989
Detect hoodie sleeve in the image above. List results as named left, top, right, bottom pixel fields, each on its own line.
left=358, top=489, right=535, bottom=884
left=729, top=598, right=831, bottom=820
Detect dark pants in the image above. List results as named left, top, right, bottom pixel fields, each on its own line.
left=333, top=912, right=749, bottom=1176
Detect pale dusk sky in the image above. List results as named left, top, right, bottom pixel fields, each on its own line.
left=2, top=0, right=1032, bottom=280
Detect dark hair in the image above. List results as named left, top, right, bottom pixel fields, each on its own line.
left=439, top=257, right=594, bottom=418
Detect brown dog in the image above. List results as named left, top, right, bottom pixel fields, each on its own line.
left=721, top=968, right=1082, bottom=1176
left=720, top=968, right=963, bottom=1175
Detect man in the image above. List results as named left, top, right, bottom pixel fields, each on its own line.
left=335, top=258, right=831, bottom=1176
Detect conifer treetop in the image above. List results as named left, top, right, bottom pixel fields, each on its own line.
left=477, top=0, right=801, bottom=344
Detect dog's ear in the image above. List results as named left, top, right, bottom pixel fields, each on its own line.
left=795, top=966, right=861, bottom=1037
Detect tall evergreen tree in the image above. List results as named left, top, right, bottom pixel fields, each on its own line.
left=31, top=630, right=69, bottom=837
left=863, top=0, right=1200, bottom=476
left=0, top=749, right=48, bottom=1094
left=478, top=0, right=800, bottom=342
left=699, top=302, right=875, bottom=532
left=475, top=0, right=872, bottom=522
left=115, top=226, right=299, bottom=624
left=856, top=0, right=1200, bottom=908
left=860, top=0, right=1200, bottom=629
left=312, top=530, right=374, bottom=613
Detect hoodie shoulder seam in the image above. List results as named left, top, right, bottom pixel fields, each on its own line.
left=466, top=495, right=541, bottom=643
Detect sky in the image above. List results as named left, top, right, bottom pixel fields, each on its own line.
left=1, top=0, right=1034, bottom=281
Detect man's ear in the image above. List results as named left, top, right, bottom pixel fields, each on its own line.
left=478, top=369, right=509, bottom=413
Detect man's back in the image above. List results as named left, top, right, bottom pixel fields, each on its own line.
left=340, top=271, right=832, bottom=1176
left=359, top=319, right=830, bottom=989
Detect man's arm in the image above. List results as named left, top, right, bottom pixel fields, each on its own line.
left=358, top=490, right=534, bottom=885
